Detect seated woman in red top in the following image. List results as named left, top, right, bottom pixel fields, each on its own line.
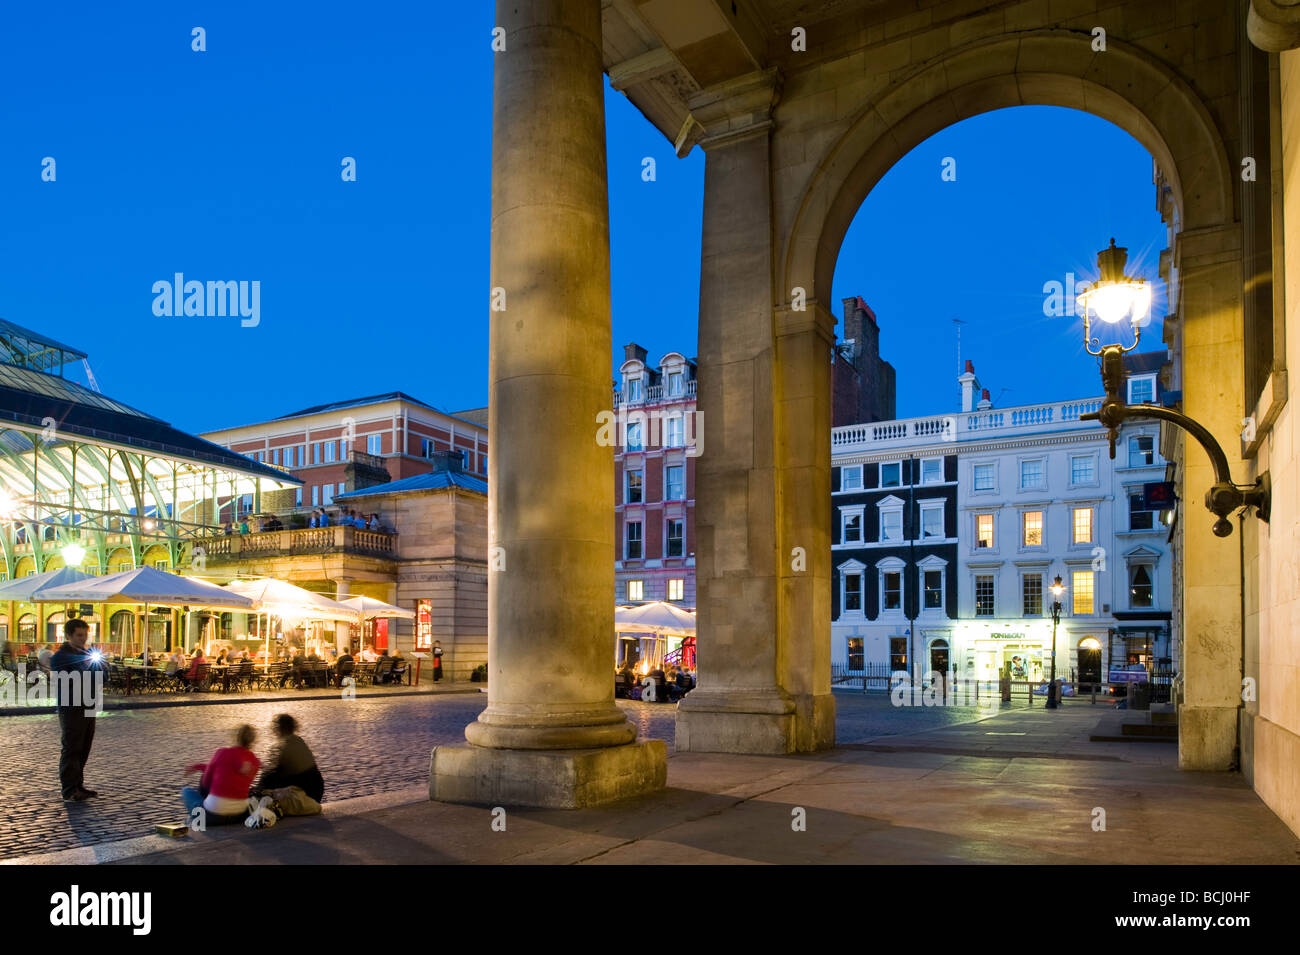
left=182, top=724, right=260, bottom=826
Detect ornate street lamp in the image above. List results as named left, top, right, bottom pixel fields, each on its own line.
left=1075, top=239, right=1270, bottom=537
left=1045, top=575, right=1064, bottom=710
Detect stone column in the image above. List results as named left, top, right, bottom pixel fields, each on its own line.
left=431, top=0, right=665, bottom=808
left=675, top=70, right=835, bottom=754
left=332, top=577, right=352, bottom=651
left=1175, top=225, right=1247, bottom=769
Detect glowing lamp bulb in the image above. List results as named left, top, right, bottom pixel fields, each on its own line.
left=62, top=542, right=87, bottom=566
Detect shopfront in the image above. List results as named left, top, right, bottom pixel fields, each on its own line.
left=958, top=623, right=1056, bottom=683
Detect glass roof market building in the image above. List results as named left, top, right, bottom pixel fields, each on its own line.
left=0, top=319, right=298, bottom=644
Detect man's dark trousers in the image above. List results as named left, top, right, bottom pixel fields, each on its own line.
left=58, top=706, right=96, bottom=797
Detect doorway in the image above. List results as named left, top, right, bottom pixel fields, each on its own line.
left=1078, top=636, right=1102, bottom=690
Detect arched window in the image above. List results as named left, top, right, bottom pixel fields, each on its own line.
left=1129, top=565, right=1153, bottom=608
left=17, top=613, right=35, bottom=644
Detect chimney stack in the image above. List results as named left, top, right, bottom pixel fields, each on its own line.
left=977, top=388, right=992, bottom=411
left=959, top=360, right=980, bottom=413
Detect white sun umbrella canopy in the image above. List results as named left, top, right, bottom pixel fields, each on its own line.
left=614, top=600, right=696, bottom=636
left=35, top=566, right=256, bottom=610
left=0, top=566, right=95, bottom=601
left=222, top=577, right=362, bottom=622
left=339, top=595, right=415, bottom=620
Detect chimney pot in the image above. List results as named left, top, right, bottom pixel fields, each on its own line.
left=965, top=359, right=975, bottom=374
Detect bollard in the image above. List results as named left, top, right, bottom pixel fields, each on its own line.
left=1092, top=683, right=1097, bottom=705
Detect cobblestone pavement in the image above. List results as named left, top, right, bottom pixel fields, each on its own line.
left=0, top=690, right=1011, bottom=861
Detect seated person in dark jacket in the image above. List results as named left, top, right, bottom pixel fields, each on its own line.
left=334, top=649, right=355, bottom=686
left=253, top=713, right=324, bottom=803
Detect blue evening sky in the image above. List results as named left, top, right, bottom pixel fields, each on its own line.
left=0, top=3, right=1165, bottom=434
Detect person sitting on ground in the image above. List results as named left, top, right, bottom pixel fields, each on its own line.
left=182, top=724, right=260, bottom=826
left=252, top=713, right=324, bottom=803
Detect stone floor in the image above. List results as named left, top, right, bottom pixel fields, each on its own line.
left=5, top=692, right=1294, bottom=865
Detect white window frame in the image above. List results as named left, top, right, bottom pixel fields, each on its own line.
left=1069, top=453, right=1099, bottom=488
left=624, top=520, right=643, bottom=560
left=878, top=557, right=905, bottom=616
left=918, top=555, right=947, bottom=614
left=972, top=461, right=996, bottom=493
left=625, top=467, right=644, bottom=504
left=367, top=433, right=383, bottom=455
left=625, top=421, right=644, bottom=451
left=1021, top=509, right=1045, bottom=549
left=625, top=376, right=643, bottom=403
left=1020, top=571, right=1044, bottom=617
left=920, top=457, right=943, bottom=485
left=667, top=578, right=685, bottom=601
left=665, top=463, right=685, bottom=501
left=879, top=461, right=902, bottom=488
left=1071, top=505, right=1094, bottom=545
left=839, top=505, right=865, bottom=545
left=919, top=500, right=945, bottom=540
left=665, top=517, right=685, bottom=558
left=1127, top=374, right=1157, bottom=405
left=974, top=512, right=996, bottom=551
left=1071, top=569, right=1096, bottom=616
left=837, top=559, right=866, bottom=618
left=1127, top=562, right=1156, bottom=609
left=878, top=499, right=904, bottom=542
left=973, top=573, right=996, bottom=617
left=1128, top=433, right=1157, bottom=468
left=1019, top=457, right=1046, bottom=490
left=667, top=371, right=684, bottom=397
left=322, top=485, right=334, bottom=505
left=840, top=465, right=863, bottom=492
left=627, top=579, right=644, bottom=602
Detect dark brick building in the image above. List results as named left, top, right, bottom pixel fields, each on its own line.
left=833, top=296, right=896, bottom=427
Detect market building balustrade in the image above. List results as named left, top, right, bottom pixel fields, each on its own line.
left=612, top=379, right=697, bottom=407
left=831, top=398, right=1106, bottom=454
left=195, top=524, right=397, bottom=561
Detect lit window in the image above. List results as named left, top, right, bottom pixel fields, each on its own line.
left=625, top=522, right=642, bottom=560
left=842, top=511, right=862, bottom=543
left=844, top=573, right=862, bottom=612
left=626, top=469, right=643, bottom=504
left=1022, top=511, right=1043, bottom=547
left=1071, top=455, right=1095, bottom=484
left=923, top=570, right=942, bottom=610
left=847, top=637, right=864, bottom=670
left=880, top=462, right=901, bottom=487
left=921, top=505, right=943, bottom=539
left=666, top=465, right=684, bottom=501
left=1128, top=375, right=1155, bottom=404
left=667, top=578, right=684, bottom=601
left=840, top=466, right=863, bottom=491
left=416, top=599, right=433, bottom=650
left=1129, top=434, right=1155, bottom=467
left=890, top=637, right=908, bottom=671
left=976, top=514, right=994, bottom=548
left=1072, top=570, right=1095, bottom=614
left=882, top=572, right=901, bottom=611
left=881, top=510, right=902, bottom=542
left=975, top=575, right=995, bottom=616
left=1022, top=574, right=1042, bottom=616
left=1020, top=459, right=1044, bottom=489
left=666, top=519, right=684, bottom=557
left=1130, top=565, right=1153, bottom=608
left=973, top=463, right=994, bottom=491
left=921, top=459, right=942, bottom=484
left=627, top=579, right=644, bottom=601
left=1073, top=507, right=1092, bottom=544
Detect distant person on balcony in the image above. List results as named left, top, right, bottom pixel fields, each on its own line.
left=223, top=522, right=233, bottom=535
left=319, top=509, right=330, bottom=528
left=238, top=517, right=250, bottom=534
left=367, top=513, right=380, bottom=531
left=308, top=511, right=319, bottom=528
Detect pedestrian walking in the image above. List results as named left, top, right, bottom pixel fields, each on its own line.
left=50, top=618, right=106, bottom=802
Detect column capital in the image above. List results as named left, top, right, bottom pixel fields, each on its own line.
left=1248, top=0, right=1300, bottom=51
left=688, top=68, right=782, bottom=150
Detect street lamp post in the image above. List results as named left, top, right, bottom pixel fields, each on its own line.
left=1074, top=239, right=1270, bottom=535
left=1046, top=575, right=1064, bottom=710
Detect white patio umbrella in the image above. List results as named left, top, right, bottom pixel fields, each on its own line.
left=614, top=601, right=696, bottom=672
left=0, top=566, right=94, bottom=601
left=36, top=566, right=256, bottom=658
left=338, top=595, right=415, bottom=620
left=223, top=577, right=362, bottom=661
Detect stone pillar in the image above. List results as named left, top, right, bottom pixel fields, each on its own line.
left=1176, top=225, right=1247, bottom=769
left=431, top=0, right=665, bottom=808
left=333, top=577, right=352, bottom=651
left=675, top=70, right=835, bottom=754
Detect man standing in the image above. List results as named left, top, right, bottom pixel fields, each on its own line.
left=432, top=640, right=444, bottom=683
left=50, top=618, right=106, bottom=802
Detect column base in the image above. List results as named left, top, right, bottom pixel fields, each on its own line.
left=1177, top=704, right=1238, bottom=770
left=675, top=687, right=835, bottom=754
left=429, top=740, right=667, bottom=809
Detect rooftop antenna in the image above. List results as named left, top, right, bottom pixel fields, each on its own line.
left=953, top=318, right=967, bottom=409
